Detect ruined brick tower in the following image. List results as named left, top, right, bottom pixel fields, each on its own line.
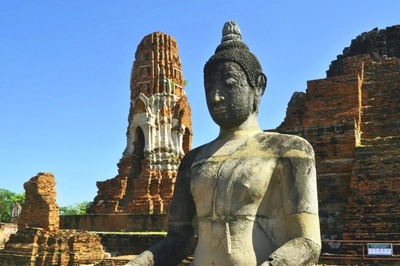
left=88, top=32, right=192, bottom=214
left=275, top=25, right=400, bottom=255
left=0, top=173, right=106, bottom=265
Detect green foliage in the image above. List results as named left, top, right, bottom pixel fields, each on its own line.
left=59, top=201, right=89, bottom=215
left=0, top=189, right=25, bottom=223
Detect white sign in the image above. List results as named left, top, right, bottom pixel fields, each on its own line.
left=367, top=243, right=393, bottom=256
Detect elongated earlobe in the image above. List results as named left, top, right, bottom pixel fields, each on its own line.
left=256, top=73, right=267, bottom=96
left=252, top=73, right=266, bottom=113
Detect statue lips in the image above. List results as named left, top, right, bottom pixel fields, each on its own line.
left=213, top=106, right=226, bottom=114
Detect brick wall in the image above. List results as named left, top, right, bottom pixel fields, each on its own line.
left=276, top=55, right=369, bottom=242
left=342, top=57, right=400, bottom=247
left=275, top=50, right=400, bottom=257
left=99, top=233, right=166, bottom=255
left=60, top=214, right=168, bottom=232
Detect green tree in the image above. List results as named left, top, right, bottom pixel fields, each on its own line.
left=0, top=189, right=25, bottom=223
left=59, top=201, right=89, bottom=215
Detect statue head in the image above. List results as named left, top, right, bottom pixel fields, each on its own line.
left=204, top=21, right=267, bottom=128
left=204, top=21, right=266, bottom=90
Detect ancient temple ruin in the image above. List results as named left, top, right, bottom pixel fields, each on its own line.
left=1, top=23, right=399, bottom=265
left=88, top=32, right=192, bottom=215
left=275, top=25, right=400, bottom=256
left=0, top=173, right=106, bottom=265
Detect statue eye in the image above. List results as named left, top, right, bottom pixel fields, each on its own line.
left=224, top=78, right=236, bottom=86
left=222, top=73, right=237, bottom=86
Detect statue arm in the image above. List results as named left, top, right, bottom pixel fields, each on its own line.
left=125, top=150, right=198, bottom=266
left=264, top=138, right=321, bottom=265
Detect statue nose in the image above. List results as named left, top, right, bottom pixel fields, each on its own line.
left=213, top=90, right=225, bottom=103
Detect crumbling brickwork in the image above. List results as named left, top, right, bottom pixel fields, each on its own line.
left=0, top=173, right=106, bottom=265
left=275, top=55, right=365, bottom=243
left=0, top=223, right=17, bottom=250
left=342, top=56, right=400, bottom=244
left=18, top=172, right=59, bottom=232
left=275, top=25, right=400, bottom=254
left=88, top=32, right=192, bottom=215
left=327, top=25, right=400, bottom=77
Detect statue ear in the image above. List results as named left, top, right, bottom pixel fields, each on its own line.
left=255, top=73, right=267, bottom=96
left=252, top=73, right=267, bottom=113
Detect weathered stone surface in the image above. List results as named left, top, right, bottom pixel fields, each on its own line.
left=127, top=20, right=320, bottom=266
left=276, top=25, right=400, bottom=258
left=0, top=173, right=107, bottom=265
left=88, top=32, right=192, bottom=215
left=276, top=56, right=366, bottom=242
left=9, top=202, right=21, bottom=224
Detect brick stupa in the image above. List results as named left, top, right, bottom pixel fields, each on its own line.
left=88, top=32, right=192, bottom=214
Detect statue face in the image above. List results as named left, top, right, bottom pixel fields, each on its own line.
left=205, top=61, right=255, bottom=128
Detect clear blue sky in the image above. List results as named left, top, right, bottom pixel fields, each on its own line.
left=1, top=1, right=399, bottom=207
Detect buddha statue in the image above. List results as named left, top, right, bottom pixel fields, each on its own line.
left=126, top=20, right=321, bottom=266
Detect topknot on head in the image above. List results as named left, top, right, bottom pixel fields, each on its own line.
left=204, top=20, right=264, bottom=89
left=221, top=21, right=242, bottom=42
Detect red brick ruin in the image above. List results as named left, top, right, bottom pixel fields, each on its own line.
left=18, top=172, right=59, bottom=232
left=1, top=25, right=399, bottom=265
left=275, top=25, right=400, bottom=256
left=88, top=32, right=192, bottom=215
left=0, top=173, right=106, bottom=265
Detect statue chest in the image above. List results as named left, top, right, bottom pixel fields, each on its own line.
left=190, top=154, right=276, bottom=219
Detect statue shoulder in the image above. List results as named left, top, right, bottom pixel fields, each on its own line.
left=179, top=145, right=206, bottom=171
left=254, top=132, right=314, bottom=157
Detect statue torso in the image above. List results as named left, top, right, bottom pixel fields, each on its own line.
left=190, top=132, right=290, bottom=265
